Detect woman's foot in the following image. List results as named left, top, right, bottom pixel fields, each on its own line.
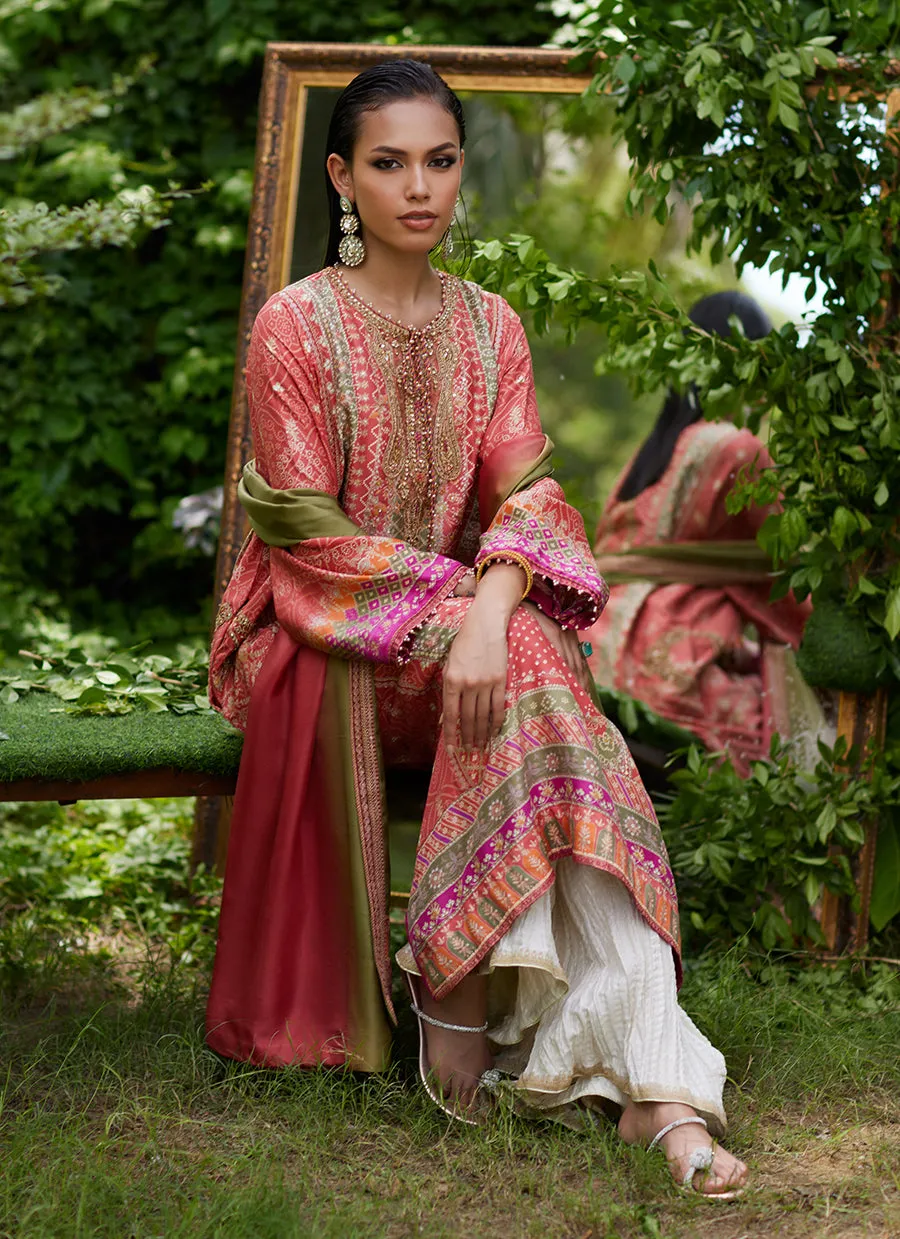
left=416, top=973, right=493, bottom=1114
left=618, top=1101, right=749, bottom=1198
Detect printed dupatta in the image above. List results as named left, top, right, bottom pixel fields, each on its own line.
left=205, top=438, right=572, bottom=1069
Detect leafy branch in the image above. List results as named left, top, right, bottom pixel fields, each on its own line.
left=661, top=735, right=900, bottom=949
left=0, top=187, right=184, bottom=307
left=0, top=59, right=154, bottom=160
left=479, top=1, right=900, bottom=669
left=0, top=614, right=213, bottom=718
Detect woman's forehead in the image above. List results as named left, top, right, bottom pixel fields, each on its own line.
left=355, top=97, right=460, bottom=154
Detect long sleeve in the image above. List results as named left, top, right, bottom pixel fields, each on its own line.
left=475, top=302, right=609, bottom=630
left=248, top=292, right=465, bottom=662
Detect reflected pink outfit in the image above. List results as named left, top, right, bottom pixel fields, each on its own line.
left=584, top=421, right=811, bottom=774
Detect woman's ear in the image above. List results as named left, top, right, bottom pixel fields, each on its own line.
left=326, top=153, right=353, bottom=201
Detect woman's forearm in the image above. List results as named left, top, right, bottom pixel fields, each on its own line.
left=473, top=561, right=527, bottom=624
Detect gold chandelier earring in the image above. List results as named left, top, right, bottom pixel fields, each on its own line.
left=338, top=195, right=365, bottom=266
left=442, top=196, right=460, bottom=261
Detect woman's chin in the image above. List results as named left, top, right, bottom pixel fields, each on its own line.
left=373, top=230, right=443, bottom=259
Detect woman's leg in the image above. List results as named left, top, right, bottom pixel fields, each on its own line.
left=416, top=972, right=493, bottom=1109
left=390, top=600, right=744, bottom=1175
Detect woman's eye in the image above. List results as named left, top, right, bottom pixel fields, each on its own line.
left=373, top=158, right=401, bottom=170
left=430, top=156, right=457, bottom=169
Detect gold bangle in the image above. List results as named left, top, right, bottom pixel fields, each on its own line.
left=476, top=552, right=533, bottom=600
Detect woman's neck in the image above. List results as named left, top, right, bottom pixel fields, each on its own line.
left=335, top=242, right=443, bottom=329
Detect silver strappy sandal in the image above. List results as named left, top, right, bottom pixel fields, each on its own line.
left=405, top=974, right=501, bottom=1126
left=648, top=1116, right=746, bottom=1201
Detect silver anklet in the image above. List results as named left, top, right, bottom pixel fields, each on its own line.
left=409, top=1002, right=488, bottom=1033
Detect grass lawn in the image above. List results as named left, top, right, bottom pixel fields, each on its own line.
left=0, top=799, right=898, bottom=1238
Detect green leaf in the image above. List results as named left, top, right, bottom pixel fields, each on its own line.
left=778, top=101, right=799, bottom=132
left=816, top=801, right=837, bottom=842
left=875, top=481, right=889, bottom=507
left=95, top=669, right=121, bottom=685
left=836, top=353, right=853, bottom=386
left=870, top=817, right=900, bottom=931
left=830, top=506, right=857, bottom=551
left=76, top=686, right=108, bottom=705
left=615, top=54, right=636, bottom=84
left=885, top=588, right=900, bottom=642
left=546, top=279, right=573, bottom=301
left=739, top=30, right=754, bottom=57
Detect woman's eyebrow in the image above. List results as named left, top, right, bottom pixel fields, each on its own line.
left=369, top=141, right=458, bottom=156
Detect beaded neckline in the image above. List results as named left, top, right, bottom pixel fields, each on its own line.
left=327, top=265, right=456, bottom=336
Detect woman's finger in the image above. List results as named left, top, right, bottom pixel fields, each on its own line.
left=474, top=688, right=492, bottom=749
left=443, top=680, right=460, bottom=751
left=459, top=685, right=478, bottom=750
left=490, top=681, right=506, bottom=739
left=580, top=649, right=595, bottom=697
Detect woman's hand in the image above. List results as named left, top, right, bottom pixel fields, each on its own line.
left=452, top=570, right=477, bottom=598
left=520, top=601, right=595, bottom=698
left=443, top=563, right=524, bottom=751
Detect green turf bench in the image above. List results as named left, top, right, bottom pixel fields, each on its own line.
left=0, top=693, right=242, bottom=803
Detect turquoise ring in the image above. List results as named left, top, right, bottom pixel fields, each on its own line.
left=579, top=641, right=593, bottom=659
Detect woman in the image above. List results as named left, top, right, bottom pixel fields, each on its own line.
left=206, top=61, right=748, bottom=1199
left=585, top=292, right=818, bottom=776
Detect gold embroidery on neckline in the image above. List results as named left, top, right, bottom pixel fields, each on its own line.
left=329, top=270, right=462, bottom=548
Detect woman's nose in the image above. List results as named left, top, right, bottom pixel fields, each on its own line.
left=406, top=165, right=430, bottom=199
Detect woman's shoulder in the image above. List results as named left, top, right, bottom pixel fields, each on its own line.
left=257, top=270, right=332, bottom=325
left=453, top=277, right=523, bottom=345
left=678, top=419, right=770, bottom=478
left=249, top=271, right=338, bottom=360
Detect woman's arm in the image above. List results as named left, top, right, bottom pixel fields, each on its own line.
left=475, top=302, right=609, bottom=631
left=442, top=562, right=522, bottom=751
left=442, top=302, right=602, bottom=749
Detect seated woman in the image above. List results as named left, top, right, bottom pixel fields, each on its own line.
left=585, top=292, right=820, bottom=776
left=206, top=62, right=748, bottom=1199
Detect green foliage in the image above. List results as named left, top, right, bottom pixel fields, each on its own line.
left=1, top=184, right=180, bottom=306
left=0, top=797, right=220, bottom=996
left=0, top=607, right=214, bottom=716
left=796, top=596, right=883, bottom=692
left=0, top=0, right=557, bottom=626
left=0, top=57, right=181, bottom=305
left=596, top=684, right=697, bottom=752
left=660, top=736, right=900, bottom=951
left=480, top=2, right=900, bottom=677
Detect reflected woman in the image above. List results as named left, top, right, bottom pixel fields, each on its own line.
left=206, top=61, right=748, bottom=1199
left=586, top=292, right=819, bottom=776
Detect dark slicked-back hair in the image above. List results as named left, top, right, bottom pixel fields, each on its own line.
left=616, top=291, right=773, bottom=502
left=323, top=60, right=466, bottom=267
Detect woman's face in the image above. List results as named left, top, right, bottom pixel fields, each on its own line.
left=328, top=96, right=463, bottom=258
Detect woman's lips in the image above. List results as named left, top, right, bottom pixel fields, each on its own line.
left=399, top=214, right=438, bottom=231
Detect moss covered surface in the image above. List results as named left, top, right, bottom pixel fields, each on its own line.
left=0, top=695, right=242, bottom=783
